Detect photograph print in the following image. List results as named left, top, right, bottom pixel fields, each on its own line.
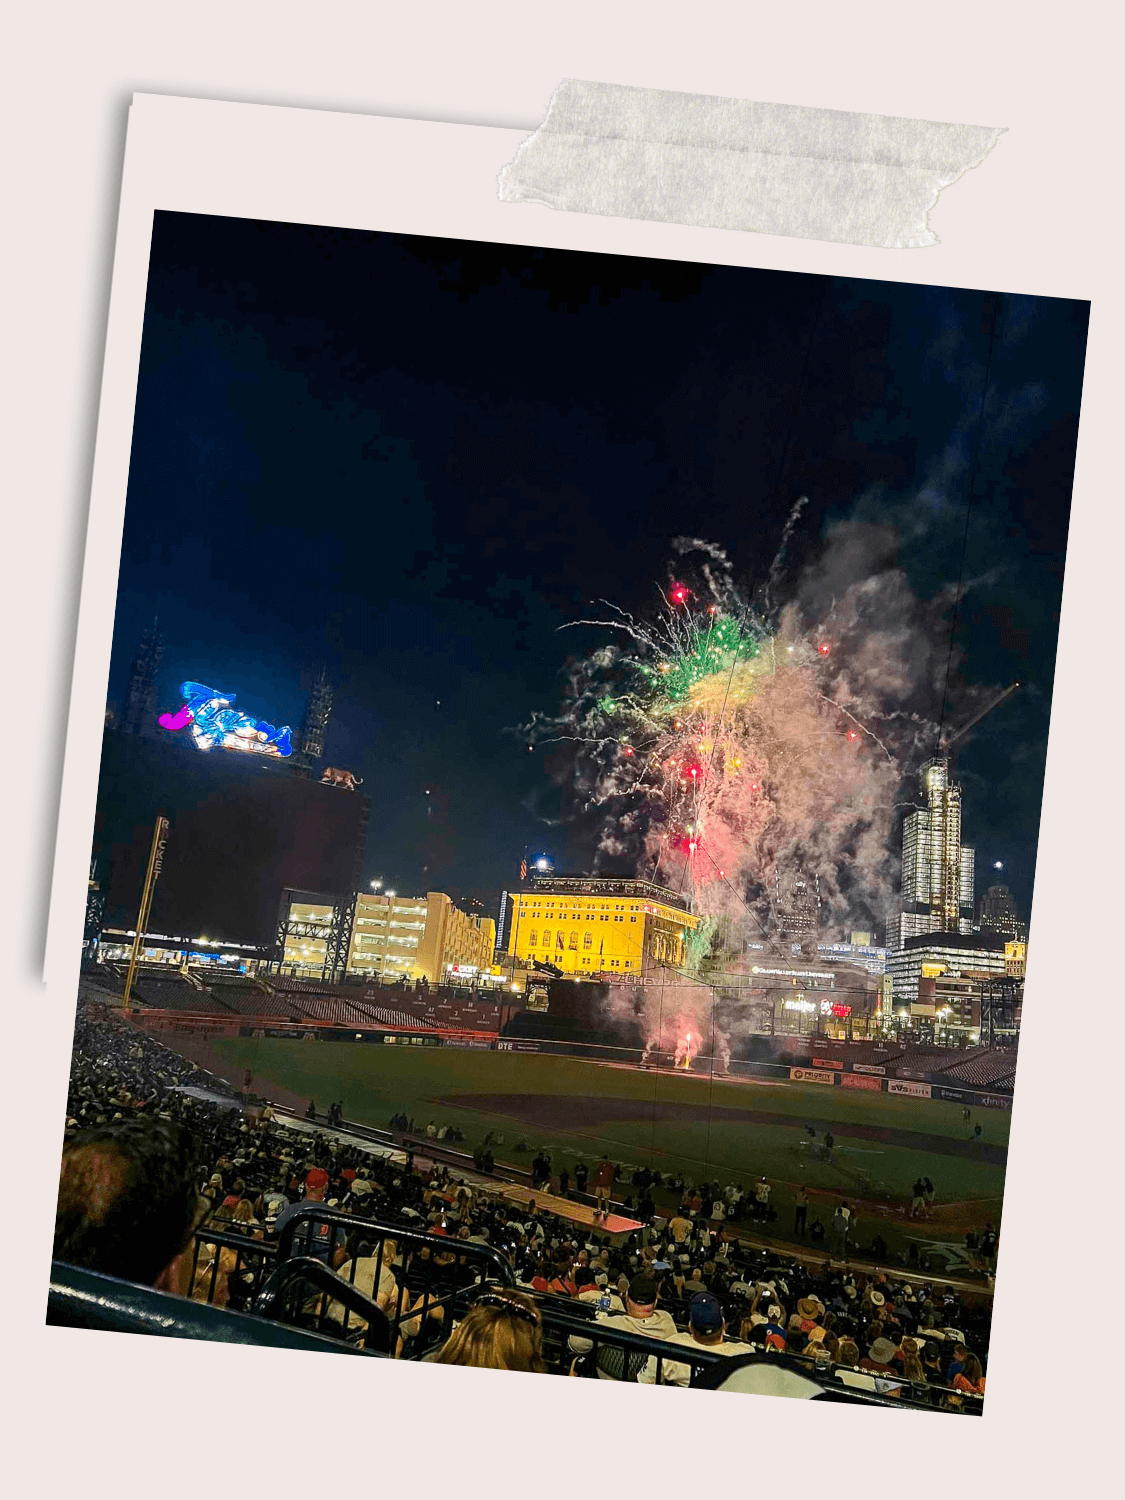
left=51, top=209, right=1088, bottom=1411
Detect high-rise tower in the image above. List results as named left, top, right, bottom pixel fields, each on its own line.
left=775, top=866, right=821, bottom=956
left=121, top=620, right=163, bottom=737
left=897, top=755, right=974, bottom=947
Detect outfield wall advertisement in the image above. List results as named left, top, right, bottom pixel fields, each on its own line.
left=790, top=1066, right=836, bottom=1084
left=887, top=1078, right=933, bottom=1098
left=840, top=1071, right=883, bottom=1091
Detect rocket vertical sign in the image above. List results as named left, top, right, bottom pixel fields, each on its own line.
left=123, top=816, right=170, bottom=1012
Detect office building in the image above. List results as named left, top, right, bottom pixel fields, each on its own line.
left=505, top=874, right=700, bottom=977
left=896, top=756, right=975, bottom=948
left=976, top=884, right=1028, bottom=942
left=775, top=867, right=821, bottom=954
left=887, top=930, right=1007, bottom=1009
left=343, top=890, right=496, bottom=983
left=416, top=892, right=497, bottom=982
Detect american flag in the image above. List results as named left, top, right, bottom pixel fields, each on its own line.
left=519, top=858, right=527, bottom=881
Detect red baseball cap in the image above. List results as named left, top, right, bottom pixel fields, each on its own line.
left=305, top=1168, right=329, bottom=1189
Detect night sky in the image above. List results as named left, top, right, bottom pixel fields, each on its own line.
left=107, top=212, right=1088, bottom=931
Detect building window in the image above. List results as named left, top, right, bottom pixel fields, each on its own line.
left=624, top=960, right=632, bottom=968
left=630, top=915, right=637, bottom=923
left=583, top=930, right=592, bottom=950
left=614, top=914, right=624, bottom=923
left=529, top=931, right=538, bottom=947
left=568, top=930, right=578, bottom=949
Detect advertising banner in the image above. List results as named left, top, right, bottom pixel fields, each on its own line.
left=496, top=1040, right=541, bottom=1053
left=975, top=1092, right=1013, bottom=1110
left=853, top=1063, right=886, bottom=1075
left=444, top=1037, right=493, bottom=1050
left=812, top=1056, right=844, bottom=1069
left=790, top=1066, right=836, bottom=1085
left=887, top=1078, right=932, bottom=1098
left=935, top=1085, right=966, bottom=1101
left=840, top=1071, right=883, bottom=1091
left=897, top=1069, right=930, bottom=1081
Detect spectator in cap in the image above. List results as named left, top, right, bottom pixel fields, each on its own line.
left=271, top=1167, right=347, bottom=1268
left=639, top=1292, right=755, bottom=1386
left=568, top=1272, right=677, bottom=1375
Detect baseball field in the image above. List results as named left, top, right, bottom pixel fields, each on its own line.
left=199, top=1034, right=1008, bottom=1271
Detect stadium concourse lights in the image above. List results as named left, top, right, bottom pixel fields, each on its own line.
left=370, top=878, right=383, bottom=891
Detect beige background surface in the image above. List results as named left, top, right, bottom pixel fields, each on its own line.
left=4, top=4, right=1119, bottom=1495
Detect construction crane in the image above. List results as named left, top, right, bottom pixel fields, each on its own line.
left=939, top=681, right=1021, bottom=754
left=918, top=682, right=1022, bottom=934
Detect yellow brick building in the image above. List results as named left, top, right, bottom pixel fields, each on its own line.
left=506, top=875, right=699, bottom=977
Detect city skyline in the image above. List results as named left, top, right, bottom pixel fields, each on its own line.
left=105, top=212, right=1087, bottom=928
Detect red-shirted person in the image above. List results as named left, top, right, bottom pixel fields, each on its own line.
left=592, top=1156, right=617, bottom=1222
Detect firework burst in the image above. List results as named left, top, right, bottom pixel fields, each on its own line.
left=524, top=533, right=909, bottom=942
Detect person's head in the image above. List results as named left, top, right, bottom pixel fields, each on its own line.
left=434, top=1290, right=545, bottom=1373
left=961, top=1352, right=983, bottom=1384
left=233, top=1199, right=256, bottom=1224
left=837, top=1338, right=860, bottom=1366
left=902, top=1352, right=925, bottom=1382
left=627, top=1273, right=658, bottom=1317
left=689, top=1292, right=726, bottom=1346
left=54, top=1117, right=207, bottom=1295
left=304, top=1167, right=330, bottom=1201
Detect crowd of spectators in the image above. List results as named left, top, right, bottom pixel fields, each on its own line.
left=54, top=1010, right=989, bottom=1407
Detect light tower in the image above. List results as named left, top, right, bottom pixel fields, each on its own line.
left=292, top=666, right=333, bottom=776
left=122, top=619, right=163, bottom=737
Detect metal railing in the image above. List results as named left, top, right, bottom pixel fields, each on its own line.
left=536, top=1303, right=727, bottom=1386
left=47, top=1261, right=376, bottom=1356
left=254, top=1256, right=393, bottom=1353
left=189, top=1225, right=278, bottom=1311
left=273, top=1206, right=516, bottom=1355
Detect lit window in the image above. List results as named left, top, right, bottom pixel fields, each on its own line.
left=568, top=931, right=578, bottom=949
left=583, top=930, right=592, bottom=950
left=529, top=931, right=537, bottom=947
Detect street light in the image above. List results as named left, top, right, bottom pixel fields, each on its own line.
left=370, top=878, right=383, bottom=891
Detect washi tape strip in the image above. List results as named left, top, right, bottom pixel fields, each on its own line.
left=499, top=80, right=1005, bottom=249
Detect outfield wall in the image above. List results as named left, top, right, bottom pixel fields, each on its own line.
left=211, top=1017, right=1014, bottom=1110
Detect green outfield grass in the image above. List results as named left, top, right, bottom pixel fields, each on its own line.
left=207, top=1036, right=1007, bottom=1268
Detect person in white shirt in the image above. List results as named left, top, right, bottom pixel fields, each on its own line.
left=639, top=1292, right=755, bottom=1386
left=568, top=1273, right=677, bottom=1375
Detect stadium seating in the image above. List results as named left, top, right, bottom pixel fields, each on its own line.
left=56, top=1007, right=990, bottom=1411
left=944, top=1051, right=1018, bottom=1087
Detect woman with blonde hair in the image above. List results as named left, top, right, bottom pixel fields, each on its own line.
left=433, top=1289, right=546, bottom=1373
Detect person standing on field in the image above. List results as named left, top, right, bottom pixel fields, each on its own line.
left=793, top=1185, right=809, bottom=1238
left=592, top=1156, right=617, bottom=1222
